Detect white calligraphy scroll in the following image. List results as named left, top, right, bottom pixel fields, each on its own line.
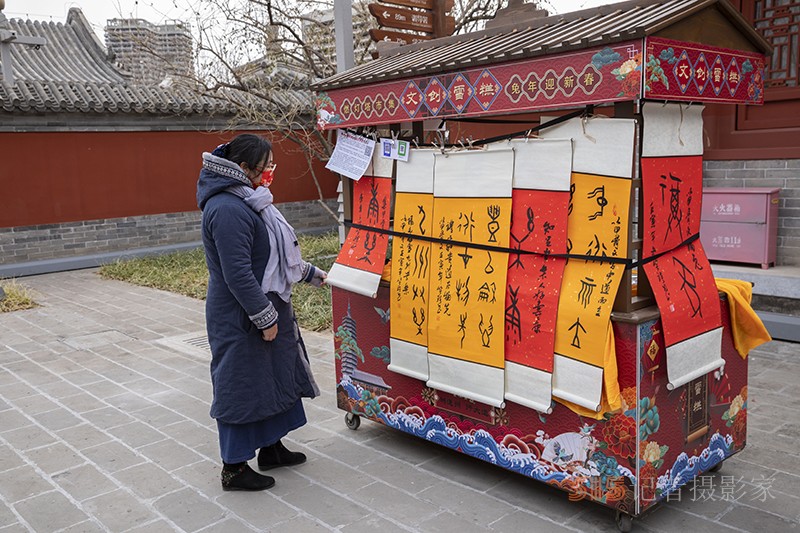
left=666, top=327, right=724, bottom=390
left=540, top=116, right=637, bottom=179
left=551, top=355, right=603, bottom=412
left=642, top=103, right=704, bottom=157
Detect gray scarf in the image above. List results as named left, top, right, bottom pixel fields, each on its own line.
left=228, top=185, right=304, bottom=303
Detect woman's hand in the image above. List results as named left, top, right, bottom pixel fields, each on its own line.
left=261, top=324, right=278, bottom=342
left=310, top=268, right=327, bottom=288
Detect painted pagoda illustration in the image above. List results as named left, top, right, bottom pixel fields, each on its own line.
left=335, top=302, right=391, bottom=396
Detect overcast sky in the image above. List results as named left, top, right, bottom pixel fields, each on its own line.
left=8, top=0, right=624, bottom=40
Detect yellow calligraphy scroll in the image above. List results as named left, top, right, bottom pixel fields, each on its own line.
left=554, top=173, right=631, bottom=367
left=390, top=192, right=435, bottom=345
left=427, top=198, right=511, bottom=368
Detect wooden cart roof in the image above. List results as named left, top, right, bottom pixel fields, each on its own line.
left=312, top=0, right=770, bottom=92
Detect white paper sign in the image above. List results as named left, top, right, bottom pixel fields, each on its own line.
left=325, top=131, right=376, bottom=181
left=379, top=138, right=410, bottom=161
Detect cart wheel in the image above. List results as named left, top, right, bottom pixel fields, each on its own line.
left=709, top=461, right=723, bottom=473
left=615, top=511, right=633, bottom=533
left=344, top=413, right=361, bottom=430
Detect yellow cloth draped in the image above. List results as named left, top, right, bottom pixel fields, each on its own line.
left=555, top=324, right=623, bottom=419
left=715, top=278, right=772, bottom=358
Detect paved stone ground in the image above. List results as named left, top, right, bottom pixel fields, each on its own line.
left=0, top=269, right=798, bottom=533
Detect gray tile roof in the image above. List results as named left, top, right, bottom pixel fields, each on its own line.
left=0, top=8, right=308, bottom=117
left=313, top=0, right=770, bottom=91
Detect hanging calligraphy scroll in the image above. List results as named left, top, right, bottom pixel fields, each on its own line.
left=326, top=154, right=393, bottom=298
left=541, top=117, right=636, bottom=412
left=426, top=148, right=514, bottom=407
left=502, top=139, right=572, bottom=414
left=641, top=103, right=723, bottom=390
left=388, top=150, right=436, bottom=380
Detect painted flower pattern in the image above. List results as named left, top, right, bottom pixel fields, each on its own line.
left=638, top=397, right=660, bottom=440
left=728, top=394, right=744, bottom=418
left=602, top=413, right=637, bottom=459
left=612, top=52, right=642, bottom=97
left=642, top=441, right=661, bottom=464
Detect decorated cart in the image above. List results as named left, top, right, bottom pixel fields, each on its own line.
left=311, top=0, right=772, bottom=530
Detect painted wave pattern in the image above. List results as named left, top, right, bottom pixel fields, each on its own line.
left=341, top=380, right=629, bottom=487
left=656, top=433, right=735, bottom=494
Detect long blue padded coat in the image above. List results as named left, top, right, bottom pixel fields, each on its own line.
left=197, top=147, right=318, bottom=425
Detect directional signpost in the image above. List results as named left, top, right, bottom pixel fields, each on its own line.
left=368, top=3, right=434, bottom=33
left=368, top=0, right=455, bottom=51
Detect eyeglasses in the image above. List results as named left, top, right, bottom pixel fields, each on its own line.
left=253, top=162, right=276, bottom=174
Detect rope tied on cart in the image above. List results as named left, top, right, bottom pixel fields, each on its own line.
left=343, top=220, right=700, bottom=269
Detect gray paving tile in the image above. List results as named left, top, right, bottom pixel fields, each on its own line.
left=195, top=517, right=257, bottom=533
left=486, top=474, right=591, bottom=522
left=0, top=409, right=32, bottom=433
left=113, top=462, right=185, bottom=500
left=81, top=441, right=146, bottom=473
left=215, top=490, right=298, bottom=530
left=80, top=406, right=135, bottom=431
left=83, top=489, right=158, bottom=532
left=8, top=393, right=58, bottom=415
left=282, top=484, right=369, bottom=528
left=103, top=392, right=158, bottom=413
left=124, top=377, right=174, bottom=397
left=353, top=481, right=440, bottom=525
left=0, top=382, right=38, bottom=401
left=358, top=456, right=440, bottom=495
left=301, top=456, right=378, bottom=496
left=0, top=466, right=54, bottom=503
left=13, top=490, right=88, bottom=532
left=58, top=391, right=106, bottom=414
left=490, top=510, right=575, bottom=532
left=52, top=463, right=119, bottom=503
left=56, top=423, right=114, bottom=451
left=340, top=514, right=413, bottom=533
left=418, top=510, right=497, bottom=533
left=132, top=404, right=189, bottom=428
left=36, top=379, right=83, bottom=400
left=24, top=442, right=84, bottom=475
left=0, top=522, right=28, bottom=532
left=81, top=380, right=131, bottom=402
left=58, top=519, right=109, bottom=533
left=106, top=421, right=168, bottom=449
left=418, top=447, right=511, bottom=493
left=157, top=420, right=218, bottom=459
left=123, top=519, right=181, bottom=532
left=61, top=369, right=105, bottom=387
left=154, top=487, right=226, bottom=532
left=419, top=480, right=518, bottom=526
left=1, top=423, right=57, bottom=451
left=0, top=445, right=24, bottom=473
left=718, top=504, right=800, bottom=531
left=0, top=500, right=18, bottom=529
left=138, top=438, right=205, bottom=472
left=173, top=460, right=223, bottom=496
left=32, top=407, right=83, bottom=432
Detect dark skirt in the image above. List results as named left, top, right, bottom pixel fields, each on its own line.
left=216, top=399, right=307, bottom=463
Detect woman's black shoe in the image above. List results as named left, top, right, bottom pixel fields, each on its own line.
left=258, top=440, right=307, bottom=470
left=221, top=463, right=275, bottom=491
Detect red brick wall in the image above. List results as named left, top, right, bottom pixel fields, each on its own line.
left=1, top=130, right=337, bottom=228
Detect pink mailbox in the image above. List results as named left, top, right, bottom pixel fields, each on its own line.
left=700, top=187, right=780, bottom=269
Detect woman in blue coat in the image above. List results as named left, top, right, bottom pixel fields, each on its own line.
left=196, top=134, right=325, bottom=491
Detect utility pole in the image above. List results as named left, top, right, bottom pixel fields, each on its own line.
left=0, top=0, right=47, bottom=85
left=333, top=0, right=355, bottom=73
